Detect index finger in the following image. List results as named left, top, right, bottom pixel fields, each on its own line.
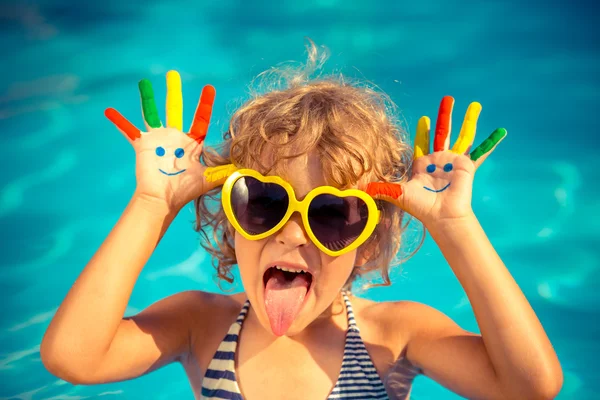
left=188, top=85, right=216, bottom=144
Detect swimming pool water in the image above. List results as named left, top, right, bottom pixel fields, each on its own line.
left=1, top=0, right=599, bottom=398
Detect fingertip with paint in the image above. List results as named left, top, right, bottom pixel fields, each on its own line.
left=138, top=79, right=154, bottom=94
left=166, top=70, right=182, bottom=89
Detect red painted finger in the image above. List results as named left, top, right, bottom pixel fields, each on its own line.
left=365, top=182, right=403, bottom=200
left=433, top=96, right=454, bottom=152
left=188, top=85, right=216, bottom=143
left=105, top=108, right=141, bottom=141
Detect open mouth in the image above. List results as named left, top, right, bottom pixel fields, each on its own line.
left=263, top=266, right=313, bottom=288
left=423, top=182, right=451, bottom=193
left=262, top=266, right=314, bottom=336
left=159, top=169, right=186, bottom=176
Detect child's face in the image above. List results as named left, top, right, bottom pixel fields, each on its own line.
left=235, top=153, right=359, bottom=337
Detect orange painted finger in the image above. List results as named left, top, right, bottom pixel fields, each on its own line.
left=188, top=85, right=216, bottom=143
left=105, top=108, right=141, bottom=141
left=365, top=182, right=403, bottom=200
left=433, top=96, right=454, bottom=152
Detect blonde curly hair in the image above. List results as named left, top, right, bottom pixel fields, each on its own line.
left=194, top=38, right=424, bottom=292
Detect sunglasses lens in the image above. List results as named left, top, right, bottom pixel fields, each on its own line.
left=308, top=194, right=369, bottom=252
left=230, top=176, right=289, bottom=235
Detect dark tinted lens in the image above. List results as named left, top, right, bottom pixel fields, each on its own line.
left=230, top=177, right=289, bottom=235
left=308, top=194, right=369, bottom=251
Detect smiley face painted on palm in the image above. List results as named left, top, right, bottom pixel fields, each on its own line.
left=155, top=145, right=187, bottom=176
left=423, top=162, right=453, bottom=192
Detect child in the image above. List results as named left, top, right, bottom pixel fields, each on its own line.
left=41, top=40, right=563, bottom=399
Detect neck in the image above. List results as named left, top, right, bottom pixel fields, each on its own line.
left=245, top=291, right=347, bottom=345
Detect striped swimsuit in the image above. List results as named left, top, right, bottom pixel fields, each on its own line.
left=200, top=291, right=395, bottom=399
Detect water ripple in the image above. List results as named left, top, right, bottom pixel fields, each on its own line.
left=0, top=150, right=77, bottom=218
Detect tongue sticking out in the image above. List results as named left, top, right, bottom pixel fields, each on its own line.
left=264, top=268, right=311, bottom=336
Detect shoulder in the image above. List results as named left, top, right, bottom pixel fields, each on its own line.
left=351, top=294, right=457, bottom=331
left=161, top=290, right=247, bottom=369
left=150, top=290, right=246, bottom=347
left=168, top=289, right=246, bottom=324
left=348, top=294, right=464, bottom=352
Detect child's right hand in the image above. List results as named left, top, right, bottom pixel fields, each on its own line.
left=105, top=70, right=222, bottom=213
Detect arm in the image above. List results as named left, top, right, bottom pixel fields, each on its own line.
left=40, top=194, right=192, bottom=384
left=405, top=214, right=562, bottom=400
left=369, top=96, right=562, bottom=399
left=41, top=70, right=220, bottom=384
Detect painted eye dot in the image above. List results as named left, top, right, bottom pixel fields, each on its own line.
left=155, top=146, right=165, bottom=157
left=426, top=164, right=436, bottom=173
left=443, top=163, right=453, bottom=172
left=175, top=148, right=185, bottom=158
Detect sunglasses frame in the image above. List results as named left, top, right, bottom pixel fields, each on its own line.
left=221, top=168, right=381, bottom=257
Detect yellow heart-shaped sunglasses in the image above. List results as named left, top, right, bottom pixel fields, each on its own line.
left=207, top=165, right=381, bottom=257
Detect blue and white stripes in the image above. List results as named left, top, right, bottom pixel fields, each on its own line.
left=327, top=294, right=389, bottom=399
left=200, top=303, right=248, bottom=400
left=200, top=292, right=401, bottom=399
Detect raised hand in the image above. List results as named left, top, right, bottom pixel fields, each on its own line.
left=105, top=70, right=223, bottom=212
left=366, top=96, right=507, bottom=227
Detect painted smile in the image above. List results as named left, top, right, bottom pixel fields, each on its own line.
left=423, top=182, right=451, bottom=193
left=159, top=169, right=186, bottom=176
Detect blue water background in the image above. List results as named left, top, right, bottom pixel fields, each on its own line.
left=0, top=0, right=599, bottom=398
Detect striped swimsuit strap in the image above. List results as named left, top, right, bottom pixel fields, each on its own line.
left=201, top=291, right=389, bottom=400
left=201, top=301, right=249, bottom=399
left=328, top=292, right=389, bottom=399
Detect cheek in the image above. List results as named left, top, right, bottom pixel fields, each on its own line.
left=319, top=251, right=357, bottom=288
left=234, top=232, right=266, bottom=281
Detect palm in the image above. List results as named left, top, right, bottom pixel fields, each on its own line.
left=133, top=127, right=209, bottom=209
left=402, top=151, right=475, bottom=222
left=366, top=96, right=507, bottom=228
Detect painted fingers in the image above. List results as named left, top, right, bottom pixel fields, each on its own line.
left=414, top=116, right=430, bottom=159
left=452, top=101, right=481, bottom=155
left=433, top=96, right=454, bottom=152
left=470, top=128, right=507, bottom=168
left=105, top=70, right=216, bottom=145
left=166, top=71, right=183, bottom=130
left=104, top=108, right=142, bottom=142
left=189, top=84, right=216, bottom=143
left=414, top=96, right=506, bottom=166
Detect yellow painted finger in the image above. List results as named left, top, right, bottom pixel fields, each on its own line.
left=166, top=70, right=183, bottom=130
left=452, top=102, right=481, bottom=154
left=204, top=164, right=238, bottom=183
left=414, top=116, right=430, bottom=159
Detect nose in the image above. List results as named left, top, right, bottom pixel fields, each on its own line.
left=274, top=212, right=309, bottom=249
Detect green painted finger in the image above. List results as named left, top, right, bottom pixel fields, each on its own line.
left=470, top=128, right=507, bottom=161
left=138, top=79, right=162, bottom=128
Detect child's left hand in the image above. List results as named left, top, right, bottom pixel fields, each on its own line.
left=365, top=96, right=507, bottom=228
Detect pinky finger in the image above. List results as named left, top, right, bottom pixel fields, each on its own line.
left=470, top=128, right=507, bottom=169
left=105, top=108, right=142, bottom=142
